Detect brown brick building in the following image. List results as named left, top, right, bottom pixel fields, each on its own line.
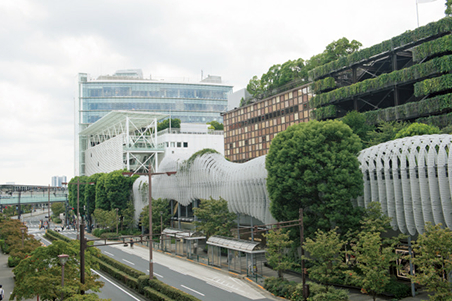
left=223, top=83, right=312, bottom=162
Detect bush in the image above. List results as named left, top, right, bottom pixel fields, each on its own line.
left=52, top=217, right=62, bottom=224
left=384, top=278, right=411, bottom=299
left=8, top=256, right=21, bottom=267
left=264, top=277, right=298, bottom=299
left=92, top=228, right=110, bottom=237
left=307, top=282, right=349, bottom=301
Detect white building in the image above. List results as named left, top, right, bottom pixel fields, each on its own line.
left=80, top=110, right=224, bottom=176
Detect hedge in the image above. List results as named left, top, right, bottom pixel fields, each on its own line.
left=47, top=229, right=200, bottom=300
left=413, top=34, right=452, bottom=63
left=45, top=230, right=72, bottom=243
left=148, top=279, right=200, bottom=301
left=414, top=73, right=452, bottom=97
left=310, top=54, right=452, bottom=108
left=308, top=17, right=452, bottom=80
left=311, top=105, right=337, bottom=120
left=417, top=111, right=452, bottom=128
left=362, top=93, right=452, bottom=124
left=310, top=77, right=336, bottom=93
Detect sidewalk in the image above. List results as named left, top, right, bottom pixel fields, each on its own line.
left=0, top=251, right=15, bottom=301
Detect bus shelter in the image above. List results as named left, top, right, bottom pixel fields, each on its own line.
left=161, top=228, right=206, bottom=259
left=207, top=235, right=266, bottom=276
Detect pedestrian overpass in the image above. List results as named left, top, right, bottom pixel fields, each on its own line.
left=0, top=184, right=68, bottom=207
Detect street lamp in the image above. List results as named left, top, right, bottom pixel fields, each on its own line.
left=123, top=166, right=176, bottom=280
left=20, top=227, right=26, bottom=248
left=115, top=208, right=119, bottom=235
left=58, top=254, right=69, bottom=301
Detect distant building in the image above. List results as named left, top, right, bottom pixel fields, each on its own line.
left=76, top=69, right=233, bottom=176
left=51, top=176, right=67, bottom=187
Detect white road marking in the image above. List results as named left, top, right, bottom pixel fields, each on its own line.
left=122, top=259, right=135, bottom=265
left=181, top=285, right=205, bottom=296
left=92, top=269, right=141, bottom=301
left=104, top=251, right=114, bottom=257
left=154, top=273, right=163, bottom=278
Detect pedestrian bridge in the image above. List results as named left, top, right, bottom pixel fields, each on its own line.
left=0, top=184, right=67, bottom=206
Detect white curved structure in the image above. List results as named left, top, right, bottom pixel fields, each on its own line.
left=132, top=134, right=452, bottom=235
left=358, top=134, right=452, bottom=235
left=134, top=153, right=276, bottom=225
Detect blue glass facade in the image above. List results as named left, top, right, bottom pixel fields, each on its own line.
left=78, top=77, right=233, bottom=125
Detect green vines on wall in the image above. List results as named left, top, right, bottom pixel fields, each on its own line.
left=310, top=77, right=336, bottom=94
left=362, top=92, right=452, bottom=124
left=414, top=73, right=452, bottom=97
left=417, top=111, right=452, bottom=128
left=308, top=17, right=452, bottom=80
left=310, top=54, right=452, bottom=108
left=311, top=105, right=337, bottom=120
left=413, top=34, right=452, bottom=63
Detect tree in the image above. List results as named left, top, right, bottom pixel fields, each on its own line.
left=410, top=222, right=452, bottom=301
left=446, top=0, right=452, bottom=16
left=51, top=203, right=65, bottom=217
left=366, top=121, right=407, bottom=147
left=193, top=197, right=236, bottom=239
left=341, top=110, right=374, bottom=148
left=11, top=240, right=103, bottom=301
left=303, top=228, right=345, bottom=290
left=264, top=228, right=295, bottom=279
left=395, top=122, right=440, bottom=139
left=266, top=120, right=364, bottom=239
left=68, top=176, right=89, bottom=214
left=93, top=209, right=116, bottom=230
left=157, top=118, right=181, bottom=132
left=206, top=120, right=224, bottom=130
left=104, top=170, right=134, bottom=212
left=140, top=198, right=171, bottom=235
left=121, top=200, right=135, bottom=232
left=351, top=231, right=398, bottom=301
left=349, top=202, right=406, bottom=301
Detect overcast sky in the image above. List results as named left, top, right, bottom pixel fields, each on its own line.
left=0, top=0, right=447, bottom=185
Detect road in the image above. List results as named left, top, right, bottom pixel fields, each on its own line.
left=24, top=213, right=275, bottom=301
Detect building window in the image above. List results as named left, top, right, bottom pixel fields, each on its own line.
left=171, top=142, right=175, bottom=147
left=183, top=142, right=188, bottom=148
left=177, top=142, right=181, bottom=148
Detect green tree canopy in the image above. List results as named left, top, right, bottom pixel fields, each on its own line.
left=51, top=202, right=65, bottom=217
left=446, top=0, right=452, bottom=16
left=206, top=120, right=224, bottom=130
left=266, top=120, right=364, bottom=239
left=263, top=228, right=295, bottom=279
left=341, top=110, right=374, bottom=148
left=366, top=121, right=408, bottom=147
left=410, top=222, right=452, bottom=301
left=395, top=122, right=440, bottom=139
left=11, top=240, right=103, bottom=301
left=140, top=198, right=171, bottom=235
left=157, top=118, right=181, bottom=132
left=193, top=197, right=236, bottom=238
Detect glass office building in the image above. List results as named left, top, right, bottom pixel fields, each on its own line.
left=76, top=69, right=233, bottom=176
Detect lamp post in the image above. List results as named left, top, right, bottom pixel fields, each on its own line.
left=123, top=166, right=176, bottom=280
left=20, top=227, right=26, bottom=248
left=115, top=208, right=119, bottom=235
left=160, top=211, right=163, bottom=234
left=58, top=254, right=69, bottom=301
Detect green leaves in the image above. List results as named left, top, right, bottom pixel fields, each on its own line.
left=409, top=223, right=452, bottom=301
left=266, top=120, right=364, bottom=239
left=193, top=197, right=236, bottom=239
left=264, top=229, right=295, bottom=279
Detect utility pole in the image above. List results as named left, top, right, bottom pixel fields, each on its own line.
left=299, top=208, right=309, bottom=300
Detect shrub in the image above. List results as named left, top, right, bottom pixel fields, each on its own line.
left=307, top=282, right=349, bottom=301
left=384, top=277, right=411, bottom=299
left=8, top=256, right=21, bottom=267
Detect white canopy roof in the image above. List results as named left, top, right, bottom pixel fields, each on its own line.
left=79, top=111, right=168, bottom=136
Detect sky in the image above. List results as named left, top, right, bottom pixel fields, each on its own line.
left=0, top=0, right=447, bottom=185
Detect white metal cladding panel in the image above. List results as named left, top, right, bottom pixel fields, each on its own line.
left=358, top=134, right=452, bottom=235
left=85, top=134, right=124, bottom=176
left=146, top=153, right=276, bottom=225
